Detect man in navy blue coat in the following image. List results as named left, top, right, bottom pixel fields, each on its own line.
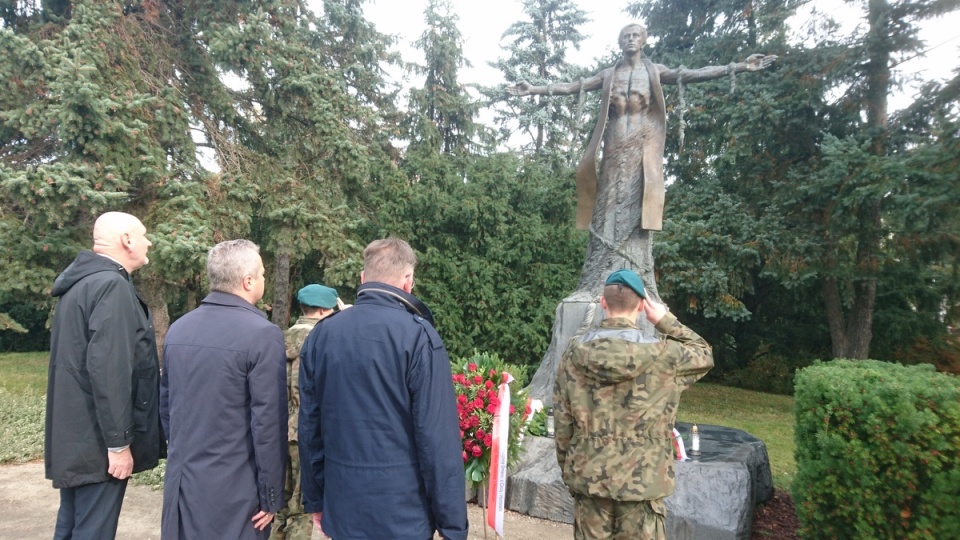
left=299, top=238, right=468, bottom=540
left=161, top=239, right=287, bottom=539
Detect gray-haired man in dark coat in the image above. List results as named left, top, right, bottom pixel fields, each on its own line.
left=161, top=239, right=287, bottom=539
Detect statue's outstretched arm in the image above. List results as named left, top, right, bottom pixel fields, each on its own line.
left=507, top=72, right=605, bottom=97
left=658, top=53, right=777, bottom=85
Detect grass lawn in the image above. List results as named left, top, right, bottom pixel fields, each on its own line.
left=0, top=352, right=797, bottom=490
left=0, top=352, right=47, bottom=464
left=0, top=351, right=48, bottom=394
left=678, top=383, right=796, bottom=490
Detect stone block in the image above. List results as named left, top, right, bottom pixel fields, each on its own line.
left=666, top=461, right=752, bottom=540
left=504, top=423, right=773, bottom=540
left=525, top=293, right=655, bottom=403
left=675, top=423, right=774, bottom=505
left=505, top=436, right=573, bottom=523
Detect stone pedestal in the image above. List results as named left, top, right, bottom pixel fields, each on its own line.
left=525, top=291, right=656, bottom=403
left=503, top=434, right=573, bottom=523
left=504, top=423, right=773, bottom=540
left=666, top=423, right=774, bottom=540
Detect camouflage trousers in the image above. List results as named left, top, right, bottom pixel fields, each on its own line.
left=270, top=442, right=315, bottom=540
left=573, top=494, right=666, bottom=540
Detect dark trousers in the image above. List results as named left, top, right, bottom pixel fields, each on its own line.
left=54, top=477, right=128, bottom=540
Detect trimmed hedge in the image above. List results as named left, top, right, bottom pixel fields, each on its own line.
left=793, top=360, right=960, bottom=539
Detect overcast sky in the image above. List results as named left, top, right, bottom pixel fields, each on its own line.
left=360, top=0, right=960, bottom=110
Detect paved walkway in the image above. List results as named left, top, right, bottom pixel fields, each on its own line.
left=0, top=461, right=567, bottom=539
left=0, top=461, right=162, bottom=539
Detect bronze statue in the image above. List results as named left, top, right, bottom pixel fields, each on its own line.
left=509, top=23, right=776, bottom=234
left=512, top=23, right=776, bottom=401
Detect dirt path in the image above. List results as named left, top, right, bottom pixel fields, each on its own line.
left=0, top=461, right=570, bottom=539
left=0, top=462, right=162, bottom=540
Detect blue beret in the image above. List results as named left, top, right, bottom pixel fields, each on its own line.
left=297, top=284, right=338, bottom=308
left=605, top=269, right=646, bottom=298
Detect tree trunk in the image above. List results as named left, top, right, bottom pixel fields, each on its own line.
left=272, top=248, right=292, bottom=328
left=184, top=281, right=198, bottom=313
left=844, top=199, right=882, bottom=358
left=835, top=0, right=893, bottom=360
left=818, top=0, right=890, bottom=360
left=822, top=274, right=848, bottom=358
left=846, top=277, right=877, bottom=359
left=865, top=0, right=890, bottom=137
left=822, top=235, right=879, bottom=360
left=140, top=274, right=169, bottom=367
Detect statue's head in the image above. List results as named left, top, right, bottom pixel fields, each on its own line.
left=618, top=23, right=647, bottom=54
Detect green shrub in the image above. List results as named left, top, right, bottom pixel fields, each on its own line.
left=723, top=344, right=811, bottom=395
left=793, top=360, right=960, bottom=539
left=525, top=408, right=547, bottom=437
left=131, top=460, right=165, bottom=489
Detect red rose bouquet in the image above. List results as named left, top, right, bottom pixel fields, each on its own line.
left=452, top=351, right=532, bottom=487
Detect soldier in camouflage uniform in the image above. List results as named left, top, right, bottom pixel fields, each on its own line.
left=271, top=284, right=344, bottom=540
left=553, top=269, right=714, bottom=540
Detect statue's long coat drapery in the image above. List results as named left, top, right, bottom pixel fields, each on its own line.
left=574, top=57, right=667, bottom=233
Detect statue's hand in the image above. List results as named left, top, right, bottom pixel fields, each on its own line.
left=743, top=53, right=777, bottom=71
left=507, top=81, right=532, bottom=97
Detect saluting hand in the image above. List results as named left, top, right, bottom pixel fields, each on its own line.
left=643, top=298, right=669, bottom=325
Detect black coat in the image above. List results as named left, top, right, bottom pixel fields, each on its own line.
left=299, top=282, right=468, bottom=540
left=45, top=251, right=164, bottom=488
left=160, top=291, right=287, bottom=539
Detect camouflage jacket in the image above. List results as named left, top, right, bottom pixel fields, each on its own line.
left=553, top=313, right=713, bottom=502
left=283, top=315, right=322, bottom=442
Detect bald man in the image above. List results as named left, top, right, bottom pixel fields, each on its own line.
left=45, top=212, right=165, bottom=540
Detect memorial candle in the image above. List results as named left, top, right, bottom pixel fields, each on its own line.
left=546, top=406, right=555, bottom=438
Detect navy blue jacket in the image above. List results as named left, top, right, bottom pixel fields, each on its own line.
left=160, top=292, right=287, bottom=539
left=45, top=251, right=164, bottom=488
left=299, top=282, right=468, bottom=540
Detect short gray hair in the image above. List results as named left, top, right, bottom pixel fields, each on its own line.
left=207, top=239, right=261, bottom=293
left=362, top=238, right=416, bottom=284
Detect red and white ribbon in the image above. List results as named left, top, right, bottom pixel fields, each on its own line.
left=673, top=428, right=688, bottom=461
left=487, top=373, right=513, bottom=537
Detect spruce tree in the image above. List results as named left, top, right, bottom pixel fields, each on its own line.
left=484, top=0, right=589, bottom=162
left=404, top=0, right=479, bottom=155
left=627, top=0, right=959, bottom=364
left=1, top=0, right=375, bottom=339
